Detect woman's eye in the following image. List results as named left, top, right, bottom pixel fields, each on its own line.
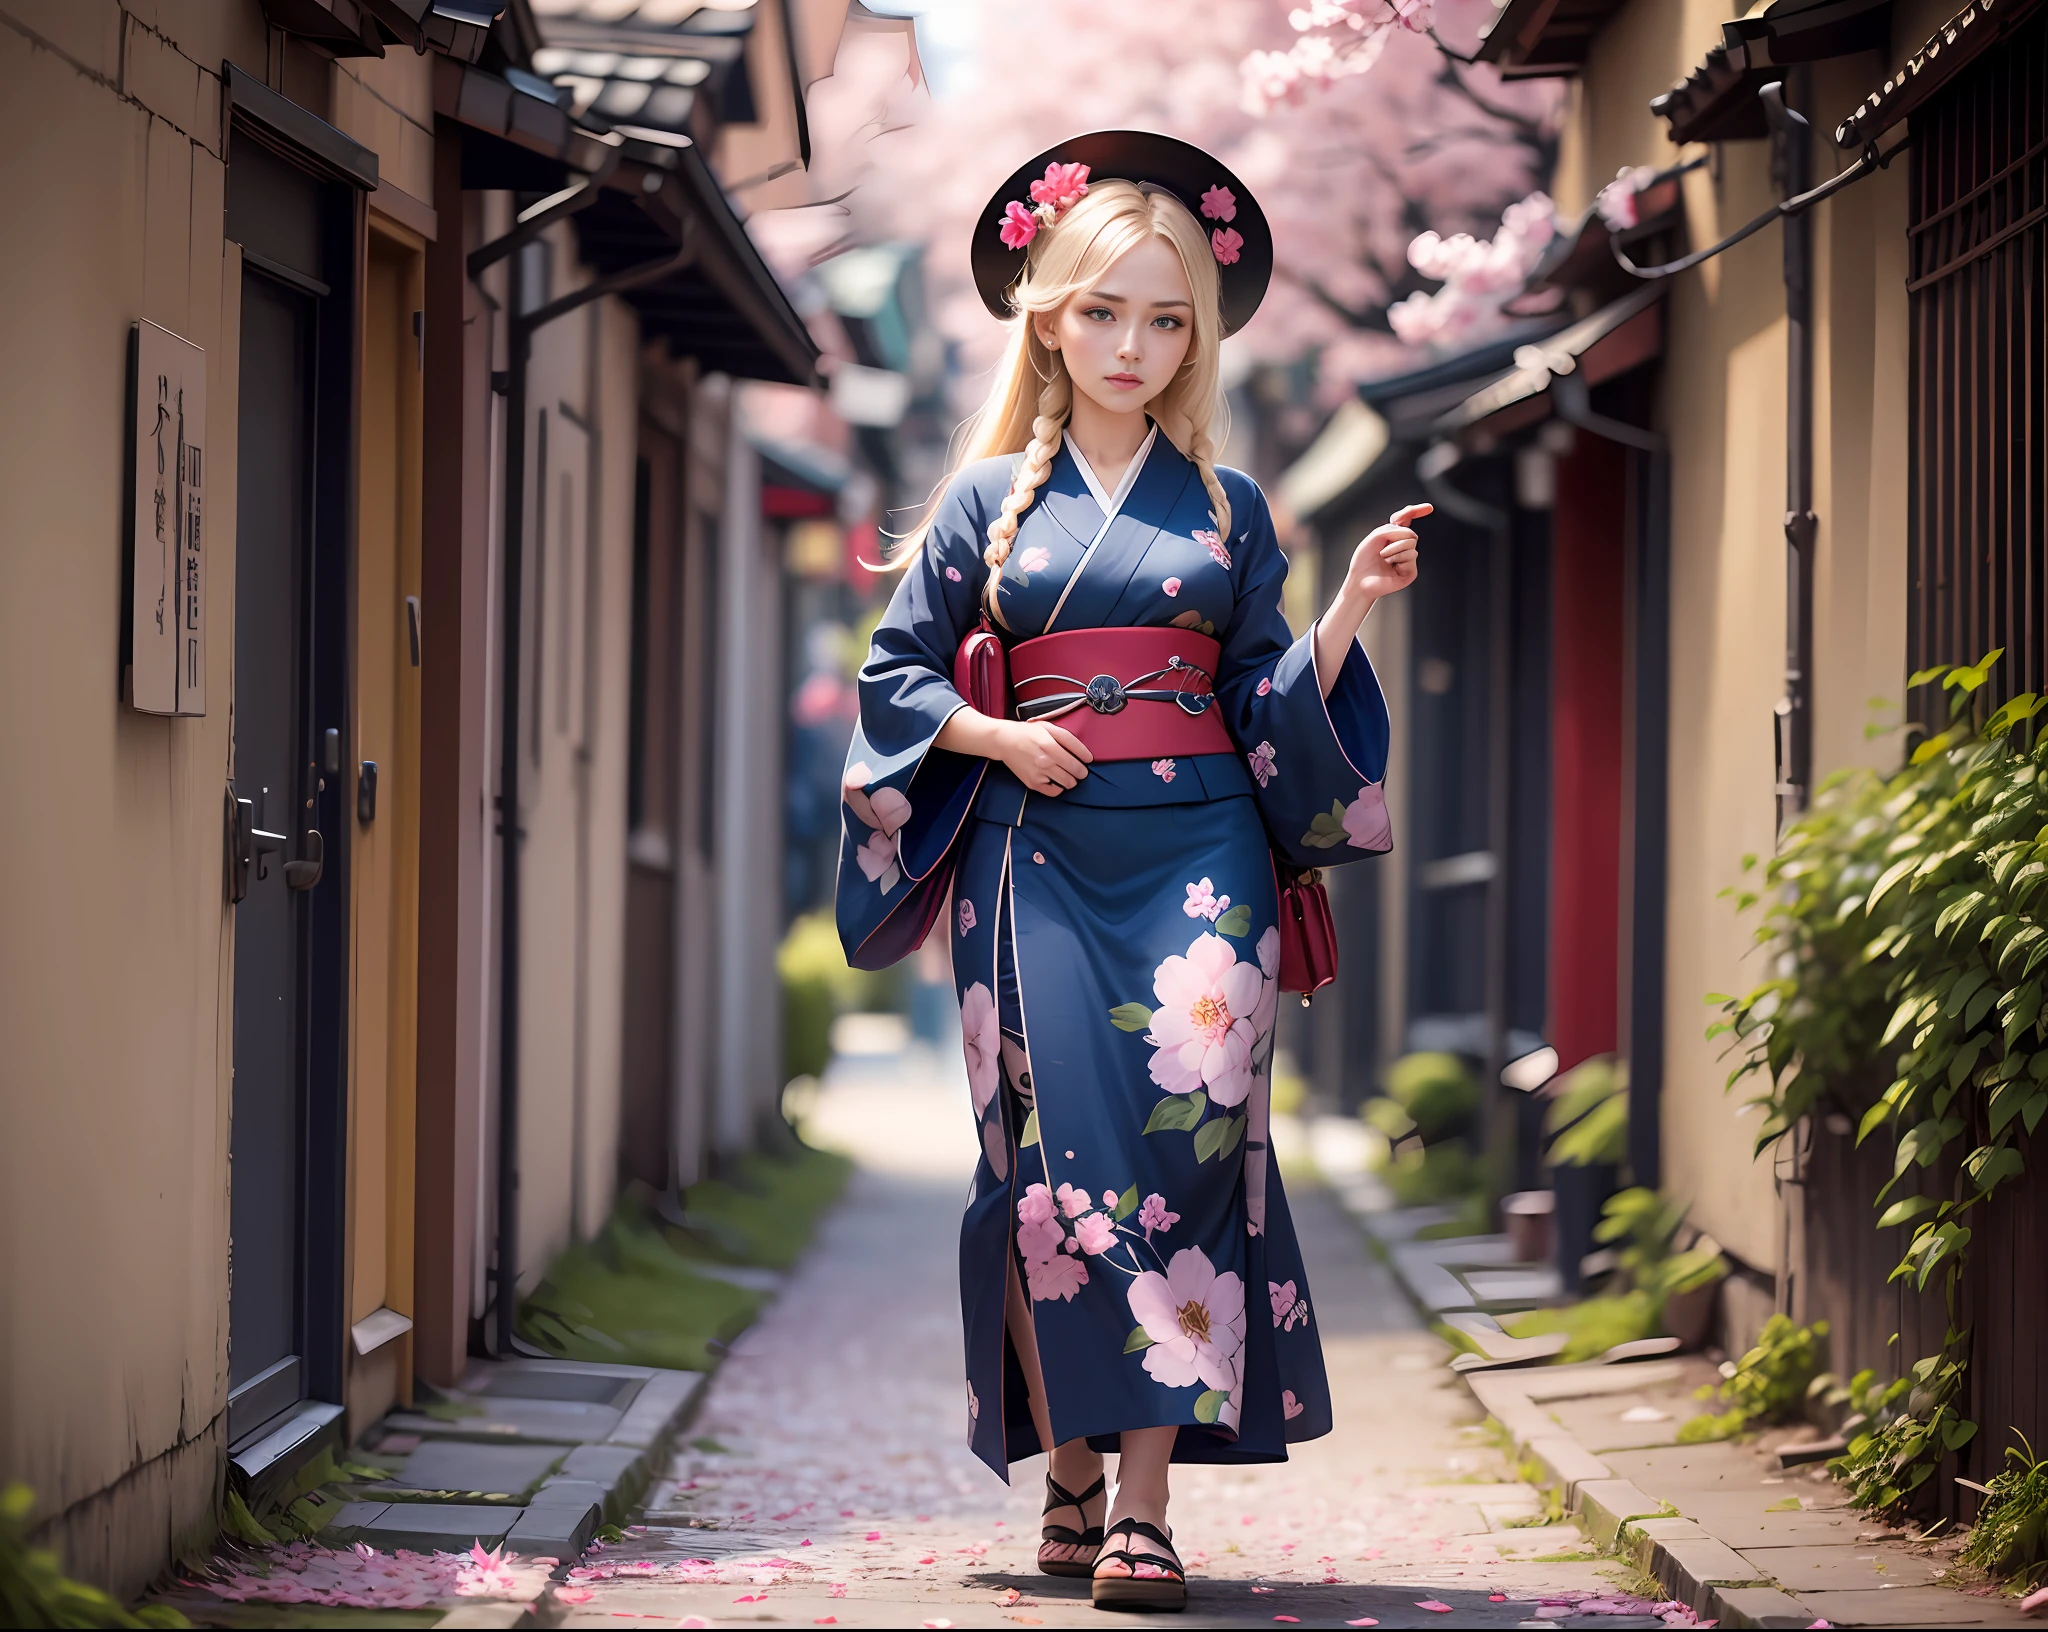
left=1082, top=307, right=1113, bottom=322
left=1152, top=315, right=1183, bottom=330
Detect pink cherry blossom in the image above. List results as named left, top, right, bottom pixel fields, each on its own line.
left=1152, top=758, right=1177, bottom=783
left=1256, top=677, right=1272, bottom=696
left=1596, top=164, right=1658, bottom=231
left=1193, top=528, right=1231, bottom=568
left=1248, top=741, right=1277, bottom=788
left=1017, top=1206, right=1064, bottom=1264
left=1269, top=1279, right=1297, bottom=1325
left=945, top=565, right=963, bottom=582
left=854, top=828, right=900, bottom=893
left=1056, top=1181, right=1092, bottom=1218
left=1019, top=1182, right=1056, bottom=1227
left=1184, top=877, right=1225, bottom=920
left=1342, top=784, right=1392, bottom=850
left=1138, top=1192, right=1180, bottom=1236
left=958, top=897, right=977, bottom=935
left=1282, top=1389, right=1306, bottom=1419
left=1146, top=932, right=1265, bottom=1107
left=1126, top=1247, right=1245, bottom=1390
left=1029, top=160, right=1091, bottom=211
left=1026, top=1250, right=1088, bottom=1301
left=1073, top=1212, right=1117, bottom=1255
left=960, top=982, right=1000, bottom=1116
left=1016, top=545, right=1051, bottom=574
left=1162, top=576, right=1181, bottom=597
left=868, top=786, right=911, bottom=834
left=998, top=199, right=1038, bottom=249
left=1200, top=183, right=1236, bottom=223
left=1210, top=226, right=1245, bottom=266
left=1103, top=1189, right=1119, bottom=1206
left=1388, top=191, right=1557, bottom=351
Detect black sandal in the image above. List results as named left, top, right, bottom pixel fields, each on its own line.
left=1038, top=1470, right=1107, bottom=1578
left=1090, top=1518, right=1187, bottom=1612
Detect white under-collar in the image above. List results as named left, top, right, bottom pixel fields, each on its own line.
left=1063, top=423, right=1158, bottom=520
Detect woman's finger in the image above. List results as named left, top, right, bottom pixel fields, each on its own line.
left=1046, top=723, right=1094, bottom=763
left=1372, top=528, right=1417, bottom=549
left=1390, top=502, right=1434, bottom=526
left=1046, top=745, right=1089, bottom=782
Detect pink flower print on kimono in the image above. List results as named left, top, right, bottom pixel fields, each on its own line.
left=1193, top=528, right=1231, bottom=568
left=1072, top=1213, right=1117, bottom=1256
left=959, top=982, right=999, bottom=1118
left=1341, top=785, right=1393, bottom=851
left=843, top=763, right=912, bottom=893
left=1269, top=1279, right=1308, bottom=1332
left=1138, top=1192, right=1180, bottom=1239
left=1127, top=1247, right=1246, bottom=1409
left=1182, top=877, right=1230, bottom=921
left=1146, top=932, right=1264, bottom=1107
left=1014, top=545, right=1052, bottom=575
left=1152, top=758, right=1177, bottom=784
left=1248, top=741, right=1278, bottom=788
left=957, top=897, right=977, bottom=936
left=1162, top=576, right=1182, bottom=598
left=1282, top=1389, right=1306, bottom=1421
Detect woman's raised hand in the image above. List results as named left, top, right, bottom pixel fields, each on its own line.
left=1345, top=502, right=1429, bottom=604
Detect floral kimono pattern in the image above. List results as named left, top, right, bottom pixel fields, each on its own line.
left=835, top=429, right=1392, bottom=1478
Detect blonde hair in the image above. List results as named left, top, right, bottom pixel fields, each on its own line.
left=900, top=180, right=1232, bottom=611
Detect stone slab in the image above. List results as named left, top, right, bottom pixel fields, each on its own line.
left=381, top=1400, right=624, bottom=1445
left=1672, top=1490, right=1861, bottom=1547
left=388, top=1440, right=565, bottom=1495
left=1738, top=1542, right=1943, bottom=1591
left=462, top=1358, right=652, bottom=1405
left=505, top=1490, right=602, bottom=1557
left=330, top=1502, right=516, bottom=1552
left=1517, top=1361, right=1689, bottom=1402
left=1462, top=1374, right=1559, bottom=1444
left=1547, top=1393, right=1686, bottom=1452
left=1658, top=1530, right=1772, bottom=1594
left=433, top=1605, right=533, bottom=1629
left=607, top=1368, right=703, bottom=1450
left=1793, top=1586, right=2039, bottom=1625
left=1600, top=1441, right=1770, bottom=1492
left=560, top=1442, right=647, bottom=1518
left=1526, top=1434, right=1611, bottom=1494
left=1576, top=1478, right=1664, bottom=1544
left=1489, top=1522, right=1594, bottom=1557
left=1709, top=1585, right=1820, bottom=1629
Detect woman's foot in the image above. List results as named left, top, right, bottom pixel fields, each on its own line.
left=1091, top=1513, right=1186, bottom=1612
left=1038, top=1452, right=1107, bottom=1577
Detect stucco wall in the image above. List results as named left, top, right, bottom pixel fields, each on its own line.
left=1558, top=2, right=1914, bottom=1281
left=0, top=0, right=266, bottom=1593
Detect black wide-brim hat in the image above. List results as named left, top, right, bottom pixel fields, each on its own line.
left=972, top=130, right=1273, bottom=337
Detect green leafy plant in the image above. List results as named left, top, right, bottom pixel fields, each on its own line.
left=1959, top=1434, right=2048, bottom=1588
left=1708, top=654, right=2048, bottom=1510
left=0, top=1485, right=189, bottom=1628
left=1678, top=1315, right=1828, bottom=1442
left=1593, top=1187, right=1725, bottom=1304
left=1543, top=1056, right=1628, bottom=1168
left=1378, top=1051, right=1478, bottom=1144
left=1503, top=1291, right=1660, bottom=1363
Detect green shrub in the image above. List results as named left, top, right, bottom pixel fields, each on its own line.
left=1504, top=1291, right=1660, bottom=1363
left=1960, top=1435, right=2048, bottom=1588
left=1384, top=1140, right=1478, bottom=1206
left=1679, top=1315, right=1827, bottom=1442
left=1594, top=1188, right=1725, bottom=1305
left=777, top=911, right=905, bottom=1083
left=1544, top=1056, right=1628, bottom=1168
left=1381, top=1051, right=1478, bottom=1144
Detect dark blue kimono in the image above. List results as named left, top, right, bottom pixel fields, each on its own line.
left=834, top=429, right=1393, bottom=1479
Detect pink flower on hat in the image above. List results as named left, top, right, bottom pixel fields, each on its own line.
left=1211, top=227, right=1244, bottom=267
left=1200, top=184, right=1237, bottom=223
left=999, top=200, right=1039, bottom=250
left=1030, top=161, right=1091, bottom=211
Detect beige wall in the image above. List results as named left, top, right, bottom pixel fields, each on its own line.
left=1557, top=3, right=1913, bottom=1281
left=0, top=2, right=268, bottom=1593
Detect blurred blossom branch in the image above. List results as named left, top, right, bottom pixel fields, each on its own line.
left=1387, top=190, right=1555, bottom=350
left=1241, top=0, right=1434, bottom=113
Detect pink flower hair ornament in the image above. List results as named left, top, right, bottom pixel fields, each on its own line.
left=972, top=131, right=1273, bottom=335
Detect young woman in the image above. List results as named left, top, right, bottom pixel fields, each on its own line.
left=834, top=131, right=1425, bottom=1612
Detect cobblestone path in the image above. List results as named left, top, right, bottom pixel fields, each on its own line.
left=559, top=1050, right=1668, bottom=1630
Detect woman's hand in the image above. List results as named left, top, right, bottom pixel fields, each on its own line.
left=1314, top=502, right=1429, bottom=696
left=937, top=710, right=1093, bottom=795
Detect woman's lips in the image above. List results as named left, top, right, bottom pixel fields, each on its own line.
left=1106, top=372, right=1144, bottom=388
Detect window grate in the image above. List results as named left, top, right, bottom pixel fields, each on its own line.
left=1906, top=5, right=2048, bottom=729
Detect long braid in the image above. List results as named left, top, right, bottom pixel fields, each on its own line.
left=983, top=370, right=1070, bottom=613
left=1187, top=421, right=1233, bottom=544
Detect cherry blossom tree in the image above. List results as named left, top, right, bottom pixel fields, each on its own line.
left=757, top=0, right=1560, bottom=396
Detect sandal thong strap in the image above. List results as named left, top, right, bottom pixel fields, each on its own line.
left=1098, top=1519, right=1184, bottom=1582
left=1042, top=1471, right=1107, bottom=1516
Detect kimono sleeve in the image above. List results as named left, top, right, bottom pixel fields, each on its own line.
left=834, top=478, right=991, bottom=964
left=1213, top=476, right=1394, bottom=870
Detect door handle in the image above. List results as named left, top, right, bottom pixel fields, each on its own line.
left=227, top=782, right=291, bottom=903
left=285, top=827, right=323, bottom=891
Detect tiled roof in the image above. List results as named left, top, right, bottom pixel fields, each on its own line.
left=529, top=0, right=758, bottom=139
left=1834, top=0, right=2039, bottom=149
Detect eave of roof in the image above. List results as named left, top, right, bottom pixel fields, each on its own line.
left=1651, top=0, right=1891, bottom=146
left=1434, top=283, right=1664, bottom=443
left=1474, top=0, right=1631, bottom=78
left=1835, top=0, right=2045, bottom=149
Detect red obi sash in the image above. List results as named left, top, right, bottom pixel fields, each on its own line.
left=1008, top=626, right=1233, bottom=762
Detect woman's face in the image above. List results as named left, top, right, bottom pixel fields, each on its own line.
left=1034, top=234, right=1197, bottom=421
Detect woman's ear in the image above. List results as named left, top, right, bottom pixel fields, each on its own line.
left=1032, top=309, right=1059, bottom=352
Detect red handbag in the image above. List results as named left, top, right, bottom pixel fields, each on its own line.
left=953, top=614, right=1011, bottom=718
left=1276, top=862, right=1338, bottom=1003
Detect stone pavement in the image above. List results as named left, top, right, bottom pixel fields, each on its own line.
left=555, top=1047, right=1678, bottom=1630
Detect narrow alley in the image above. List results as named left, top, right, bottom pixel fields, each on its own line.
left=553, top=1047, right=1673, bottom=1629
